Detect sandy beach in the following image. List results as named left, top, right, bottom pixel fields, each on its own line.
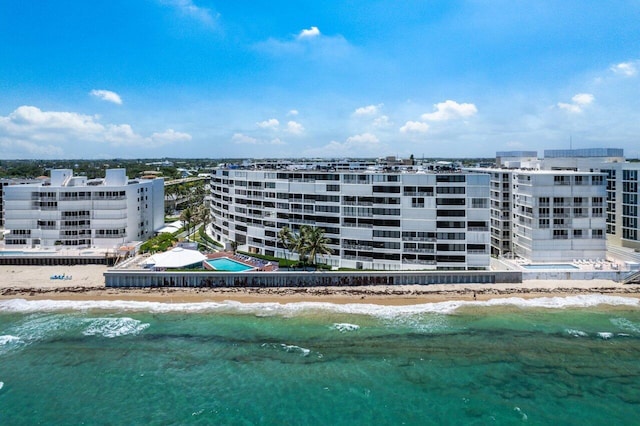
left=1, top=264, right=639, bottom=304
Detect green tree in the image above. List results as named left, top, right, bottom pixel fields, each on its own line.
left=278, top=226, right=293, bottom=260
left=291, top=226, right=309, bottom=264
left=302, top=226, right=333, bottom=267
left=181, top=207, right=194, bottom=240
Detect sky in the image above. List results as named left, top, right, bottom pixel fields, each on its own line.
left=1, top=0, right=639, bottom=160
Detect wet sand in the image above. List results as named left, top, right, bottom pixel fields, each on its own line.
left=1, top=265, right=639, bottom=305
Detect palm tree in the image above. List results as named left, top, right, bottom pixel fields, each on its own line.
left=292, top=225, right=310, bottom=265
left=181, top=207, right=193, bottom=240
left=302, top=226, right=333, bottom=267
left=278, top=226, right=293, bottom=260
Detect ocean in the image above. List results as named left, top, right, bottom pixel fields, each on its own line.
left=1, top=295, right=639, bottom=425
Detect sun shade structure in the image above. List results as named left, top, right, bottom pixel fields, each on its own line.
left=145, top=247, right=206, bottom=269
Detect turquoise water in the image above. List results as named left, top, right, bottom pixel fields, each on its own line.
left=206, top=257, right=254, bottom=271
left=1, top=296, right=639, bottom=425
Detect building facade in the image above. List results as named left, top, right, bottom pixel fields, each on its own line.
left=542, top=148, right=640, bottom=250
left=2, top=169, right=164, bottom=249
left=469, top=151, right=609, bottom=262
left=1, top=178, right=42, bottom=227
left=210, top=168, right=491, bottom=271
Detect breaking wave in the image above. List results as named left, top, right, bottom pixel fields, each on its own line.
left=0, top=294, right=638, bottom=318
left=82, top=317, right=150, bottom=338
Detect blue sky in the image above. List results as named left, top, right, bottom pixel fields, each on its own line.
left=1, top=0, right=639, bottom=159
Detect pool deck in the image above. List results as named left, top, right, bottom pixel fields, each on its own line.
left=206, top=252, right=278, bottom=272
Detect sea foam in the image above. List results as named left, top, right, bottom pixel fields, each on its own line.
left=332, top=323, right=360, bottom=332
left=0, top=335, right=21, bottom=345
left=610, top=317, right=640, bottom=334
left=0, top=294, right=638, bottom=318
left=597, top=332, right=614, bottom=340
left=566, top=329, right=588, bottom=338
left=82, top=317, right=150, bottom=338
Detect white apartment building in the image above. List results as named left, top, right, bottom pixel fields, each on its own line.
left=1, top=178, right=42, bottom=227
left=2, top=169, right=164, bottom=249
left=469, top=160, right=608, bottom=262
left=210, top=168, right=491, bottom=271
left=542, top=148, right=640, bottom=251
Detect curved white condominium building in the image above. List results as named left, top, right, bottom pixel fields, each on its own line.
left=210, top=167, right=491, bottom=271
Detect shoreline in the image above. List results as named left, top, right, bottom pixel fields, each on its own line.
left=1, top=265, right=640, bottom=305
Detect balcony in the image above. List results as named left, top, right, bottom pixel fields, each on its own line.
left=402, top=259, right=437, bottom=265
left=403, top=248, right=435, bottom=254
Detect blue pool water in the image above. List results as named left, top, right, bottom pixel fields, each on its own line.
left=0, top=251, right=56, bottom=256
left=206, top=257, right=254, bottom=272
left=0, top=251, right=24, bottom=256
left=522, top=263, right=580, bottom=270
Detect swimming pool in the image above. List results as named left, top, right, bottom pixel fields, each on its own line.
left=206, top=257, right=254, bottom=272
left=0, top=251, right=53, bottom=256
left=521, top=263, right=580, bottom=270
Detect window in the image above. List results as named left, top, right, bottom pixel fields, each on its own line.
left=471, top=198, right=488, bottom=208
left=554, top=176, right=570, bottom=185
left=373, top=230, right=400, bottom=238
left=436, top=198, right=465, bottom=206
left=436, top=186, right=465, bottom=194
left=553, top=230, right=568, bottom=239
left=437, top=221, right=465, bottom=228
left=436, top=175, right=465, bottom=183
left=411, top=197, right=424, bottom=208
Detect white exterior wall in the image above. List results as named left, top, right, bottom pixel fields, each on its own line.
left=540, top=152, right=640, bottom=251
left=3, top=169, right=163, bottom=249
left=210, top=169, right=491, bottom=271
left=511, top=171, right=607, bottom=262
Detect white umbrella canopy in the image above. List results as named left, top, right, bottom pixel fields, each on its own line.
left=145, top=247, right=206, bottom=269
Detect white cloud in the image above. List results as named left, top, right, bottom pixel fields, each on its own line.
left=373, top=115, right=392, bottom=128
left=610, top=61, right=637, bottom=77
left=421, top=100, right=478, bottom=121
left=232, top=133, right=258, bottom=144
left=557, top=93, right=594, bottom=113
left=0, top=105, right=191, bottom=157
left=297, top=26, right=321, bottom=40
left=255, top=29, right=351, bottom=60
left=287, top=109, right=299, bottom=116
left=90, top=89, right=123, bottom=105
left=161, top=0, right=218, bottom=26
left=232, top=132, right=286, bottom=146
left=286, top=121, right=304, bottom=135
left=354, top=104, right=382, bottom=116
left=256, top=118, right=280, bottom=130
left=305, top=133, right=386, bottom=157
left=400, top=121, right=430, bottom=133
left=346, top=133, right=379, bottom=145
left=572, top=93, right=594, bottom=105
left=0, top=139, right=63, bottom=157
left=269, top=137, right=286, bottom=145
left=150, top=129, right=192, bottom=145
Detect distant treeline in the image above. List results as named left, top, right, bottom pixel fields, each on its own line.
left=0, top=158, right=216, bottom=179
left=0, top=157, right=494, bottom=179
